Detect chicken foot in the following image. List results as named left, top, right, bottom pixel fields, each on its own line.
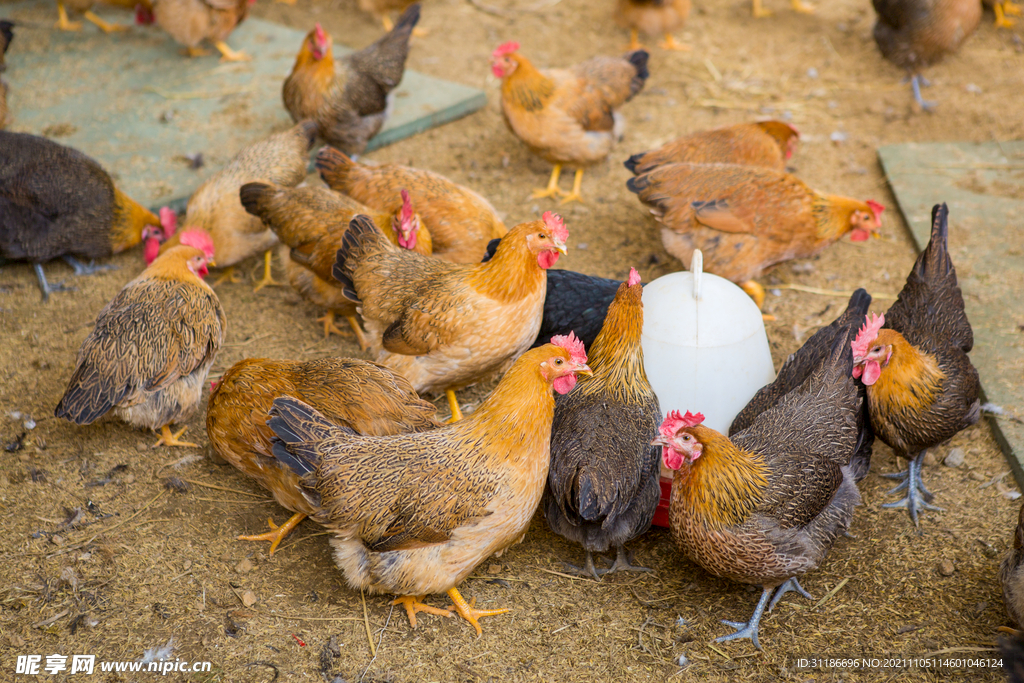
left=626, top=29, right=644, bottom=51
left=740, top=280, right=776, bottom=321
left=83, top=11, right=129, bottom=33
left=315, top=311, right=370, bottom=349
left=531, top=164, right=563, bottom=200
left=33, top=264, right=75, bottom=302
left=658, top=34, right=691, bottom=51
left=561, top=550, right=604, bottom=581
left=790, top=0, right=815, bottom=13
left=56, top=3, right=83, bottom=31
left=596, top=544, right=653, bottom=577
left=558, top=169, right=586, bottom=205
left=909, top=74, right=936, bottom=112
left=446, top=389, right=464, bottom=423
left=751, top=0, right=772, bottom=17
left=881, top=451, right=943, bottom=526
left=391, top=595, right=453, bottom=629
left=716, top=585, right=773, bottom=650
left=214, top=41, right=251, bottom=63
left=212, top=267, right=244, bottom=286
left=238, top=512, right=306, bottom=555
left=252, top=250, right=282, bottom=292
left=63, top=255, right=118, bottom=277
left=153, top=425, right=198, bottom=448
left=767, top=577, right=812, bottom=611
left=446, top=587, right=509, bottom=637
left=994, top=1, right=1021, bottom=27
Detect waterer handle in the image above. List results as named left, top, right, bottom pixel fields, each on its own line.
left=691, top=249, right=703, bottom=301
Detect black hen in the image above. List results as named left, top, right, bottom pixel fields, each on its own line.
left=730, top=288, right=875, bottom=481
left=483, top=238, right=639, bottom=349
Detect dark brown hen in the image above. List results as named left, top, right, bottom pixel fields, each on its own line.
left=1001, top=501, right=1024, bottom=629
left=852, top=203, right=980, bottom=525
left=656, top=330, right=863, bottom=649
left=544, top=269, right=661, bottom=579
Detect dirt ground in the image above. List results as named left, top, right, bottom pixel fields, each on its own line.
left=2, top=0, right=1024, bottom=680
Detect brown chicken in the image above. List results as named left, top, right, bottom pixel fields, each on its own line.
left=731, top=288, right=875, bottom=482
left=357, top=0, right=419, bottom=31
left=283, top=8, right=418, bottom=156
left=491, top=42, right=649, bottom=204
left=156, top=121, right=317, bottom=290
left=151, top=0, right=253, bottom=62
left=653, top=330, right=863, bottom=649
left=852, top=203, right=980, bottom=525
left=0, top=131, right=161, bottom=300
left=625, top=120, right=800, bottom=176
left=872, top=0, right=981, bottom=110
left=207, top=357, right=440, bottom=554
left=267, top=337, right=592, bottom=635
left=615, top=0, right=690, bottom=51
left=626, top=162, right=883, bottom=309
left=317, top=146, right=507, bottom=263
left=55, top=236, right=225, bottom=447
left=54, top=0, right=151, bottom=32
left=1002, top=502, right=1024, bottom=630
left=752, top=0, right=815, bottom=17
left=333, top=212, right=568, bottom=421
left=239, top=181, right=431, bottom=347
left=544, top=269, right=661, bottom=579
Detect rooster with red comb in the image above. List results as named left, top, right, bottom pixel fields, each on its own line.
left=544, top=269, right=662, bottom=579
left=654, top=327, right=864, bottom=649
left=852, top=203, right=980, bottom=526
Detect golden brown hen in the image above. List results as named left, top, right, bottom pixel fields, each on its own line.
left=55, top=236, right=225, bottom=448
left=316, top=146, right=506, bottom=263
left=151, top=0, right=254, bottom=61
left=266, top=338, right=591, bottom=635
left=615, top=0, right=691, bottom=51
left=207, top=356, right=440, bottom=554
left=239, top=181, right=431, bottom=347
left=156, top=121, right=317, bottom=291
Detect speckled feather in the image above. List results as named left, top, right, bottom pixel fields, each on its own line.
left=317, top=146, right=506, bottom=263
left=626, top=162, right=874, bottom=283
left=624, top=121, right=797, bottom=176
left=54, top=246, right=225, bottom=431
left=207, top=357, right=439, bottom=520
left=873, top=0, right=981, bottom=71
left=545, top=280, right=661, bottom=555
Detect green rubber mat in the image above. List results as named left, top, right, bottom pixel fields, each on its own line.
left=878, top=142, right=1024, bottom=486
left=2, top=3, right=486, bottom=210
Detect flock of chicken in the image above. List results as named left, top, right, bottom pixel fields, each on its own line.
left=0, top=0, right=1018, bottom=656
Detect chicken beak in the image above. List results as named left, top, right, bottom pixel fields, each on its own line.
left=650, top=435, right=669, bottom=447
left=555, top=241, right=568, bottom=255
left=575, top=363, right=593, bottom=377
left=207, top=258, right=217, bottom=267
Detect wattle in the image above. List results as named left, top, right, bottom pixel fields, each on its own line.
left=552, top=374, right=577, bottom=395
left=861, top=360, right=881, bottom=386
left=398, top=232, right=417, bottom=250
left=144, top=237, right=160, bottom=265
left=850, top=228, right=869, bottom=242
left=663, top=448, right=683, bottom=471
left=537, top=250, right=559, bottom=269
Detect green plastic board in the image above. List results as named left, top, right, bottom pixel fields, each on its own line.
left=878, top=142, right=1024, bottom=486
left=2, top=3, right=486, bottom=211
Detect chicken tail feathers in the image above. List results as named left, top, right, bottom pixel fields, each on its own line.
left=625, top=174, right=648, bottom=196
left=623, top=152, right=645, bottom=175
left=238, top=182, right=276, bottom=222
left=268, top=396, right=354, bottom=476
left=332, top=214, right=389, bottom=303
left=482, top=237, right=501, bottom=263
left=626, top=50, right=650, bottom=89
left=315, top=146, right=360, bottom=191
left=920, top=202, right=954, bottom=282
left=392, top=3, right=421, bottom=34
left=54, top=367, right=123, bottom=426
left=844, top=288, right=872, bottom=321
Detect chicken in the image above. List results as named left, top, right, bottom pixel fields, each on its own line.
left=544, top=269, right=661, bottom=579
left=151, top=0, right=253, bottom=62
left=282, top=8, right=418, bottom=156
left=491, top=42, right=649, bottom=204
left=624, top=120, right=800, bottom=176
left=615, top=0, right=690, bottom=51
left=332, top=212, right=568, bottom=421
left=653, top=330, right=863, bottom=649
left=266, top=336, right=592, bottom=635
left=0, top=20, right=12, bottom=131
left=238, top=181, right=431, bottom=347
left=207, top=357, right=440, bottom=554
left=1002, top=629, right=1024, bottom=683
left=156, top=120, right=317, bottom=291
left=752, top=0, right=815, bottom=18
left=357, top=0, right=419, bottom=32
left=54, top=0, right=149, bottom=32
left=731, top=288, right=875, bottom=482
left=872, top=0, right=981, bottom=110
left=317, top=146, right=506, bottom=263
left=1001, top=502, right=1024, bottom=630
left=851, top=203, right=980, bottom=525
left=626, top=162, right=883, bottom=310
left=55, top=235, right=225, bottom=448
left=0, top=131, right=162, bottom=300
left=984, top=0, right=1022, bottom=28
left=483, top=237, right=635, bottom=350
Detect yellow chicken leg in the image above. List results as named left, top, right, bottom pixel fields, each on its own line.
left=446, top=587, right=509, bottom=637
left=626, top=28, right=644, bottom=51
left=183, top=46, right=212, bottom=58
left=215, top=41, right=251, bottom=62
left=381, top=14, right=395, bottom=31
left=392, top=595, right=453, bottom=629
left=659, top=33, right=691, bottom=51
left=751, top=0, right=772, bottom=17
left=446, top=389, right=464, bottom=423
left=252, top=250, right=282, bottom=292
left=316, top=311, right=348, bottom=339
left=274, top=0, right=297, bottom=4
left=558, top=168, right=586, bottom=205
left=238, top=513, right=306, bottom=555
left=153, top=425, right=198, bottom=448
left=83, top=10, right=129, bottom=33
left=213, top=266, right=244, bottom=286
left=740, top=280, right=777, bottom=321
left=993, top=2, right=1017, bottom=27
left=345, top=316, right=371, bottom=351
left=791, top=0, right=815, bottom=13
left=531, top=164, right=563, bottom=200
left=56, top=3, right=83, bottom=30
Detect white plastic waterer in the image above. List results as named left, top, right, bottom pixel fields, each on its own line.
left=641, top=250, right=776, bottom=526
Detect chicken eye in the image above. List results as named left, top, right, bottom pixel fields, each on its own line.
left=554, top=358, right=563, bottom=365
left=539, top=233, right=547, bottom=239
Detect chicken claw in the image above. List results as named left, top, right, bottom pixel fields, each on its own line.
left=531, top=164, right=564, bottom=200
left=716, top=586, right=772, bottom=650
left=446, top=587, right=509, bottom=637
left=881, top=451, right=943, bottom=526
left=184, top=46, right=212, bottom=58
left=993, top=2, right=1018, bottom=27
left=83, top=11, right=129, bottom=33
left=790, top=0, right=815, bottom=13
left=56, top=4, right=83, bottom=30
left=558, top=169, right=586, bottom=205
left=751, top=0, right=772, bottom=18
left=212, top=267, right=244, bottom=287
left=238, top=512, right=307, bottom=555
left=740, top=280, right=766, bottom=309
left=215, top=41, right=251, bottom=63
left=767, top=577, right=812, bottom=611
left=626, top=29, right=645, bottom=51
left=658, top=34, right=691, bottom=51
left=153, top=425, right=198, bottom=448
left=597, top=544, right=653, bottom=577
left=392, top=595, right=453, bottom=629
left=252, top=250, right=282, bottom=292
left=561, top=550, right=604, bottom=581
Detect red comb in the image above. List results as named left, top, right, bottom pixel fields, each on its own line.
left=400, top=189, right=413, bottom=220
left=551, top=331, right=587, bottom=365
left=866, top=200, right=885, bottom=226
left=851, top=312, right=885, bottom=359
left=542, top=211, right=568, bottom=244
left=314, top=23, right=326, bottom=43
left=659, top=410, right=704, bottom=437
left=492, top=41, right=520, bottom=59
left=159, top=207, right=177, bottom=239
left=179, top=230, right=216, bottom=260
left=627, top=267, right=641, bottom=287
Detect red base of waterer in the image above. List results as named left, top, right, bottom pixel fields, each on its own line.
left=652, top=476, right=672, bottom=527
